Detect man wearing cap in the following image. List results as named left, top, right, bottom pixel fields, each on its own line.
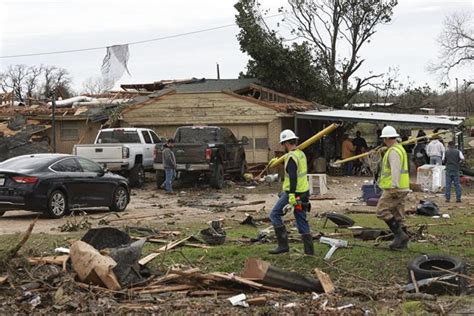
left=377, top=126, right=410, bottom=250
left=267, top=129, right=314, bottom=255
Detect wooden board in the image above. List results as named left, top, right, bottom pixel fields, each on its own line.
left=314, top=268, right=335, bottom=294
left=138, top=236, right=192, bottom=265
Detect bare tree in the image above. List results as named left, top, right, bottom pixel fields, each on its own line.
left=0, top=64, right=30, bottom=103
left=42, top=66, right=73, bottom=99
left=431, top=12, right=474, bottom=79
left=284, top=0, right=397, bottom=105
left=24, top=66, right=43, bottom=105
left=82, top=76, right=109, bottom=95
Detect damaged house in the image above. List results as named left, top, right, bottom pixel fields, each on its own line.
left=119, top=78, right=322, bottom=164
left=0, top=93, right=135, bottom=161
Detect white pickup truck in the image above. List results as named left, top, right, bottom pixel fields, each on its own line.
left=73, top=128, right=165, bottom=187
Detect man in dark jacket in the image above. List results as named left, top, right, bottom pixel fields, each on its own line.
left=443, top=141, right=464, bottom=203
left=162, top=139, right=177, bottom=193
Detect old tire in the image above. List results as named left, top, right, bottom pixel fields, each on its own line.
left=326, top=213, right=355, bottom=227
left=210, top=163, right=224, bottom=189
left=109, top=186, right=129, bottom=212
left=129, top=164, right=145, bottom=188
left=408, top=254, right=467, bottom=294
left=408, top=254, right=465, bottom=280
left=156, top=170, right=165, bottom=189
left=46, top=190, right=68, bottom=218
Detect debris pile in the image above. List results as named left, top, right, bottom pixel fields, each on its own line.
left=0, top=115, right=50, bottom=162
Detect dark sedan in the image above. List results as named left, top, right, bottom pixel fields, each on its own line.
left=0, top=154, right=130, bottom=218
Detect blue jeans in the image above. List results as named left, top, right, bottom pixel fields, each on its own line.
left=344, top=162, right=353, bottom=176
left=445, top=171, right=461, bottom=202
left=269, top=191, right=310, bottom=234
left=163, top=168, right=175, bottom=192
left=430, top=156, right=442, bottom=165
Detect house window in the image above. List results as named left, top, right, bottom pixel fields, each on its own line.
left=60, top=121, right=80, bottom=141
left=255, top=138, right=269, bottom=149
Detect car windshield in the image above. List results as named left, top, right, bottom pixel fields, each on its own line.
left=97, top=130, right=141, bottom=143
left=0, top=156, right=53, bottom=172
left=175, top=128, right=219, bottom=143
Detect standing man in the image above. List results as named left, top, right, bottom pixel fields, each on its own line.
left=162, top=138, right=176, bottom=194
left=268, top=129, right=313, bottom=255
left=426, top=135, right=445, bottom=165
left=342, top=134, right=355, bottom=176
left=443, top=141, right=464, bottom=203
left=376, top=126, right=410, bottom=250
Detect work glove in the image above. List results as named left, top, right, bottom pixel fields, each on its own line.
left=288, top=193, right=297, bottom=206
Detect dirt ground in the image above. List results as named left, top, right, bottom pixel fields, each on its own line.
left=1, top=175, right=472, bottom=235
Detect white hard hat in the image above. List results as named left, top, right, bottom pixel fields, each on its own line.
left=380, top=126, right=399, bottom=138
left=280, top=129, right=299, bottom=143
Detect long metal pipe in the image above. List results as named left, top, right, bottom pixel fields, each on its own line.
left=333, top=130, right=450, bottom=165
left=269, top=123, right=339, bottom=168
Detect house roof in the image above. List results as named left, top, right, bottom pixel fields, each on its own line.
left=295, top=109, right=465, bottom=128
left=120, top=78, right=261, bottom=93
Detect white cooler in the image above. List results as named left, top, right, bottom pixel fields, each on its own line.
left=416, top=165, right=446, bottom=192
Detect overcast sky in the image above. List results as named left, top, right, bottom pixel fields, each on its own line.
left=1, top=0, right=472, bottom=93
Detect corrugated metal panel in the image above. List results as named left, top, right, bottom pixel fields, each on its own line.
left=296, top=110, right=464, bottom=128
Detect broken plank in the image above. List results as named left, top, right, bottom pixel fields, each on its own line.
left=210, top=272, right=290, bottom=293
left=27, top=255, right=69, bottom=266
left=314, top=268, right=335, bottom=294
left=188, top=290, right=237, bottom=297
left=138, top=236, right=192, bottom=265
left=136, top=284, right=196, bottom=294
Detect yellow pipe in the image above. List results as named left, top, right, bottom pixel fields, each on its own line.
left=269, top=123, right=339, bottom=168
left=333, top=130, right=450, bottom=165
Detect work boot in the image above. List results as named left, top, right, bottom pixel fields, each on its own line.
left=301, top=233, right=314, bottom=255
left=268, top=225, right=289, bottom=255
left=385, top=218, right=409, bottom=250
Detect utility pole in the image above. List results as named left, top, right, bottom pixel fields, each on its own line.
left=51, top=94, right=56, bottom=153
left=216, top=63, right=220, bottom=80
left=455, top=78, right=459, bottom=114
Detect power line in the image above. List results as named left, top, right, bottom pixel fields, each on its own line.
left=0, top=13, right=283, bottom=59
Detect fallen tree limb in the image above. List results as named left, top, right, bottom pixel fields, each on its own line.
left=432, top=266, right=474, bottom=282
left=5, top=218, right=37, bottom=261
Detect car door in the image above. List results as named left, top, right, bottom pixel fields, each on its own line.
left=140, top=130, right=154, bottom=169
left=49, top=158, right=83, bottom=207
left=75, top=157, right=113, bottom=206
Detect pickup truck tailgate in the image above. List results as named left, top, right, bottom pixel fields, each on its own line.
left=173, top=143, right=208, bottom=164
left=74, top=144, right=123, bottom=161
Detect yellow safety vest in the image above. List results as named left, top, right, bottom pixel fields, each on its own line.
left=379, top=143, right=410, bottom=189
left=282, top=149, right=309, bottom=193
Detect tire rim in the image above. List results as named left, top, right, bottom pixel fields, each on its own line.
left=51, top=192, right=65, bottom=216
left=115, top=188, right=128, bottom=210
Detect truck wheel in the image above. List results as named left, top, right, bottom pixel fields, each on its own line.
left=210, top=163, right=225, bottom=189
left=156, top=170, right=165, bottom=189
left=46, top=190, right=68, bottom=218
left=130, top=164, right=145, bottom=188
left=109, top=186, right=129, bottom=212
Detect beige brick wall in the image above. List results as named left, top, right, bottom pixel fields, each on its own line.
left=268, top=118, right=282, bottom=159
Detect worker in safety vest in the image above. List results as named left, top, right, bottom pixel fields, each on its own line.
left=268, top=129, right=313, bottom=255
left=377, top=125, right=410, bottom=250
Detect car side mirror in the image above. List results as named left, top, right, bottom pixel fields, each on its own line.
left=98, top=168, right=107, bottom=176
left=241, top=136, right=249, bottom=145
